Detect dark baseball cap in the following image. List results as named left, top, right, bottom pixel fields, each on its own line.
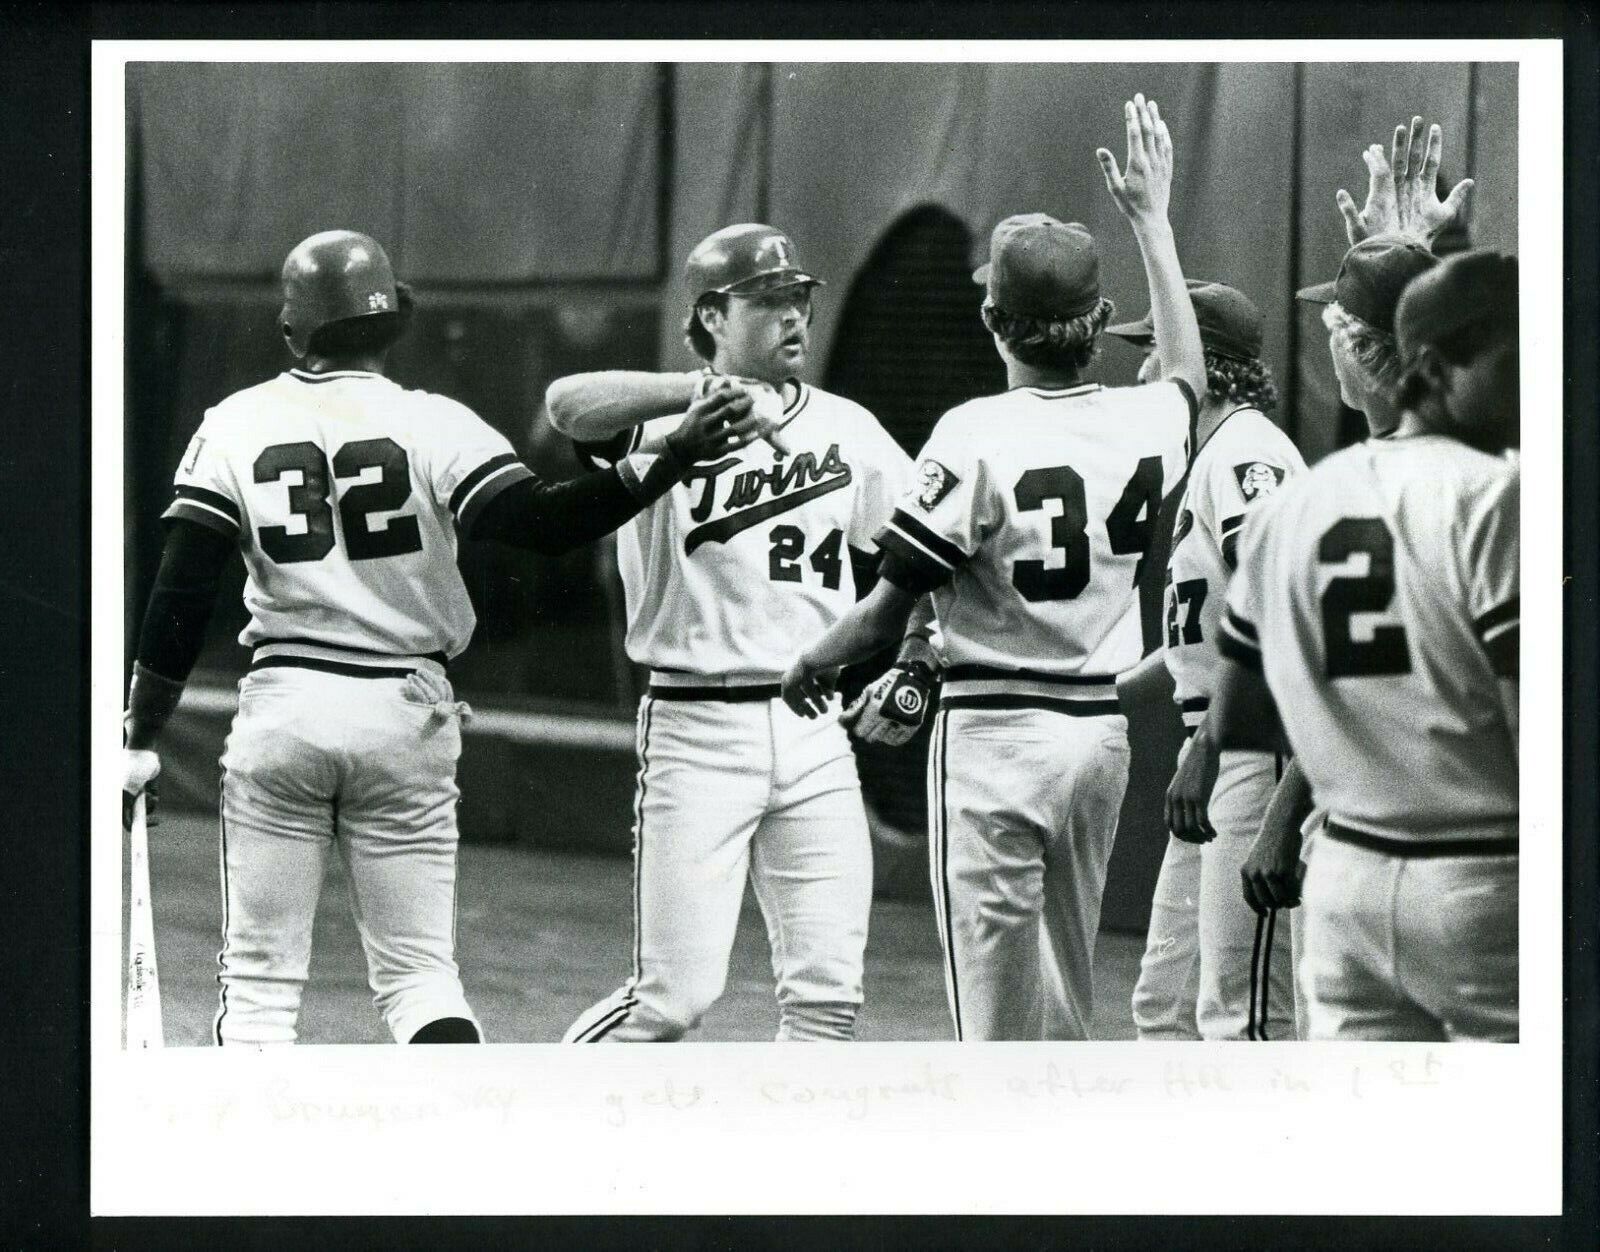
left=1395, top=249, right=1519, bottom=363
left=1295, top=233, right=1438, bottom=334
left=1107, top=279, right=1264, bottom=360
left=974, top=214, right=1101, bottom=320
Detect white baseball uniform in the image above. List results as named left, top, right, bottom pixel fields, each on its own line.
left=876, top=379, right=1193, bottom=1040
left=563, top=375, right=913, bottom=1041
left=1220, top=436, right=1518, bottom=1041
left=167, top=366, right=537, bottom=1044
left=1132, top=406, right=1307, bottom=1041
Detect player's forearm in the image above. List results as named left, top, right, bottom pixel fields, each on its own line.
left=803, top=582, right=919, bottom=673
left=894, top=596, right=938, bottom=668
left=1132, top=217, right=1206, bottom=401
left=469, top=450, right=688, bottom=555
left=128, top=519, right=233, bottom=747
left=1211, top=656, right=1290, bottom=754
left=545, top=371, right=700, bottom=441
left=1258, top=755, right=1312, bottom=839
left=1117, top=646, right=1175, bottom=708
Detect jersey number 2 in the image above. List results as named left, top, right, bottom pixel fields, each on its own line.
left=1011, top=457, right=1164, bottom=602
left=1319, top=517, right=1411, bottom=677
left=253, top=438, right=423, bottom=564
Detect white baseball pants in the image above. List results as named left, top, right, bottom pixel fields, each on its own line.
left=214, top=665, right=478, bottom=1045
left=564, top=690, right=872, bottom=1042
left=927, top=705, right=1131, bottom=1041
left=1300, top=827, right=1518, bottom=1041
left=1132, top=747, right=1299, bottom=1040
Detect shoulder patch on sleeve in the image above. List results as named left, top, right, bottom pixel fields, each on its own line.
left=1232, top=461, right=1286, bottom=503
left=181, top=434, right=206, bottom=474
left=914, top=458, right=960, bottom=512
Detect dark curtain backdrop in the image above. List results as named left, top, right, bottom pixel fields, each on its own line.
left=127, top=61, right=1520, bottom=922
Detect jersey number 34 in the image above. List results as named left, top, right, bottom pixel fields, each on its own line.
left=253, top=438, right=422, bottom=564
left=1011, top=457, right=1164, bottom=602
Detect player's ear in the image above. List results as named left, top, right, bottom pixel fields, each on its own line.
left=697, top=299, right=726, bottom=338
left=1394, top=347, right=1442, bottom=415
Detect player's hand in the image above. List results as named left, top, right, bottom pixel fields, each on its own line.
left=1097, top=93, right=1173, bottom=224
left=1165, top=731, right=1219, bottom=844
left=697, top=374, right=791, bottom=455
left=1336, top=116, right=1474, bottom=247
left=1241, top=810, right=1306, bottom=916
left=781, top=654, right=840, bottom=719
left=840, top=662, right=935, bottom=746
left=666, top=385, right=761, bottom=464
left=122, top=748, right=161, bottom=831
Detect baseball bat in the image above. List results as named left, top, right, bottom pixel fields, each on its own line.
left=124, top=792, right=164, bottom=1050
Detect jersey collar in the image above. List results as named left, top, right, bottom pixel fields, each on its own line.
left=1015, top=381, right=1103, bottom=399
left=774, top=378, right=811, bottom=432
left=288, top=368, right=388, bottom=385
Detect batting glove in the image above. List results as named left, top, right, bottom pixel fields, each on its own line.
left=122, top=748, right=161, bottom=831
left=841, top=662, right=935, bottom=746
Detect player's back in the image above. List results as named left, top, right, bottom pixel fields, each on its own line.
left=1225, top=435, right=1518, bottom=843
left=166, top=368, right=526, bottom=662
left=893, top=380, right=1190, bottom=695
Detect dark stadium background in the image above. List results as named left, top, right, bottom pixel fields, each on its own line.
left=123, top=60, right=1518, bottom=939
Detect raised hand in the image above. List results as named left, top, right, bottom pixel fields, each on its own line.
left=1336, top=116, right=1475, bottom=247
left=1097, top=93, right=1174, bottom=224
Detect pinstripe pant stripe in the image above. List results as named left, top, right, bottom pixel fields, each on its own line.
left=213, top=799, right=231, bottom=1047
left=571, top=696, right=653, bottom=1043
left=930, top=712, right=963, bottom=1041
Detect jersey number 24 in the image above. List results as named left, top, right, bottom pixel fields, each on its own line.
left=253, top=438, right=422, bottom=564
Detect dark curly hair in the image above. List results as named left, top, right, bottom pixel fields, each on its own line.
left=981, top=296, right=1115, bottom=373
left=1204, top=349, right=1279, bottom=414
left=683, top=294, right=729, bottom=362
left=307, top=281, right=415, bottom=358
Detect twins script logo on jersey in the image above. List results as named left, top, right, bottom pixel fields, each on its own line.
left=681, top=444, right=854, bottom=554
left=915, top=459, right=960, bottom=512
left=1233, top=462, right=1285, bottom=502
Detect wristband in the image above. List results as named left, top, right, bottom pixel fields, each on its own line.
left=125, top=662, right=185, bottom=749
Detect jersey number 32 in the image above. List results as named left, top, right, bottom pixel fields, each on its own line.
left=253, top=438, right=422, bottom=564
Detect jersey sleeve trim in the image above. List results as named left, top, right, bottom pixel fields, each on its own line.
left=163, top=485, right=241, bottom=537
left=1217, top=608, right=1262, bottom=671
left=882, top=507, right=968, bottom=572
left=878, top=542, right=950, bottom=595
left=1173, top=377, right=1200, bottom=457
left=574, top=426, right=643, bottom=472
left=1219, top=512, right=1245, bottom=570
left=1475, top=597, right=1519, bottom=678
left=452, top=454, right=536, bottom=532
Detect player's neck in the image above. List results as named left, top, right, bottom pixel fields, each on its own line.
left=1195, top=396, right=1234, bottom=446
left=1005, top=361, right=1081, bottom=391
left=300, top=351, right=389, bottom=376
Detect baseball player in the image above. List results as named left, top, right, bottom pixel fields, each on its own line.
left=1238, top=115, right=1474, bottom=920
left=784, top=94, right=1205, bottom=1041
left=547, top=223, right=914, bottom=1043
left=1214, top=249, right=1519, bottom=1041
left=1111, top=280, right=1307, bottom=1041
left=120, top=229, right=755, bottom=1045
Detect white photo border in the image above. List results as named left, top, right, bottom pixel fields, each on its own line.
left=91, top=38, right=1563, bottom=1218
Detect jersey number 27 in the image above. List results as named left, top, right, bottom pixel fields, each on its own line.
left=253, top=438, right=423, bottom=564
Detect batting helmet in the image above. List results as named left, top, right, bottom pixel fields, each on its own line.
left=684, top=224, right=823, bottom=301
left=279, top=230, right=399, bottom=358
